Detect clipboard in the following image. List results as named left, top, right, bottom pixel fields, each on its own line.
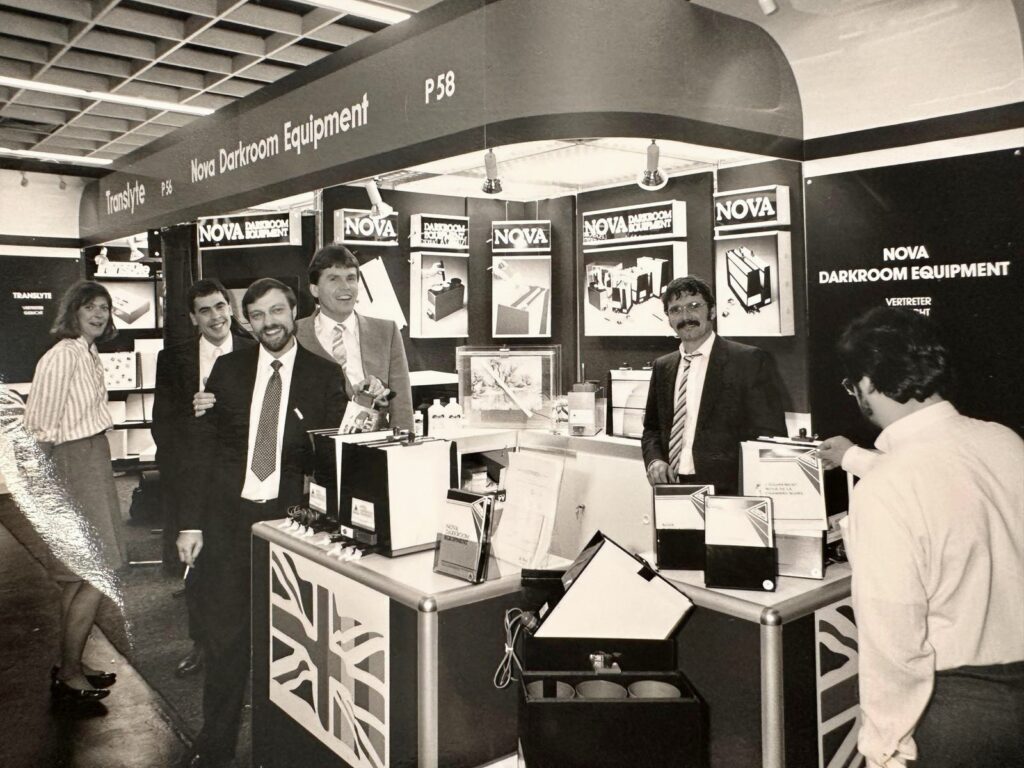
left=653, top=484, right=714, bottom=571
left=704, top=495, right=777, bottom=592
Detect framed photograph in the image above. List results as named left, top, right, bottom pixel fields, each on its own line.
left=714, top=230, right=794, bottom=336
left=410, top=251, right=468, bottom=338
left=582, top=241, right=687, bottom=337
left=492, top=255, right=551, bottom=338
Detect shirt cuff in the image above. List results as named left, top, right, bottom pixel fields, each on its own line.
left=841, top=445, right=880, bottom=478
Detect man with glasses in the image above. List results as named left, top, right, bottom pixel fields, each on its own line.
left=641, top=275, right=785, bottom=494
left=836, top=307, right=1023, bottom=768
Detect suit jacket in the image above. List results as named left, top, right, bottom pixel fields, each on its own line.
left=179, top=342, right=347, bottom=532
left=151, top=332, right=255, bottom=475
left=641, top=335, right=785, bottom=494
left=295, top=310, right=413, bottom=431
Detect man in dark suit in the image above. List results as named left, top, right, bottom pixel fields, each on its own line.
left=642, top=275, right=785, bottom=494
left=294, top=244, right=414, bottom=431
left=152, top=278, right=254, bottom=678
left=176, top=278, right=347, bottom=768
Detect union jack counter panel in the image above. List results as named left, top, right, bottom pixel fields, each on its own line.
left=252, top=523, right=523, bottom=768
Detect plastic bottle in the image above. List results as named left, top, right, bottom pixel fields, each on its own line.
left=413, top=409, right=425, bottom=437
left=427, top=398, right=446, bottom=437
left=444, top=397, right=463, bottom=435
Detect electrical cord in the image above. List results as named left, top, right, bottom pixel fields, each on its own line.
left=493, top=607, right=528, bottom=689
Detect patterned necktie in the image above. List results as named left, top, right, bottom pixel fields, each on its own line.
left=668, top=352, right=701, bottom=474
left=250, top=360, right=282, bottom=481
left=331, top=323, right=347, bottom=369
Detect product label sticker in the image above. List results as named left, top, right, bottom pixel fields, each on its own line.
left=351, top=497, right=375, bottom=532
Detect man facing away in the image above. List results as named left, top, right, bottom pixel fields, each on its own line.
left=295, top=244, right=413, bottom=431
left=641, top=275, right=786, bottom=494
left=176, top=278, right=347, bottom=768
left=152, top=278, right=255, bottom=678
left=838, top=306, right=1023, bottom=768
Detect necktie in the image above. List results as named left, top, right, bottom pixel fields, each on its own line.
left=331, top=323, right=347, bottom=369
left=668, top=353, right=701, bottom=474
left=250, top=360, right=282, bottom=481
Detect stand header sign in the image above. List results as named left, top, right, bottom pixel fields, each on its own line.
left=491, top=220, right=552, bottom=253
left=197, top=212, right=299, bottom=249
left=80, top=0, right=800, bottom=243
left=714, top=185, right=790, bottom=231
left=411, top=214, right=470, bottom=250
left=582, top=200, right=686, bottom=248
left=334, top=209, right=399, bottom=246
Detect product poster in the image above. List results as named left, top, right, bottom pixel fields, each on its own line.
left=491, top=255, right=551, bottom=338
left=409, top=251, right=468, bottom=338
left=470, top=355, right=544, bottom=414
left=582, top=241, right=686, bottom=337
left=101, top=279, right=158, bottom=330
left=713, top=230, right=794, bottom=337
left=353, top=256, right=407, bottom=330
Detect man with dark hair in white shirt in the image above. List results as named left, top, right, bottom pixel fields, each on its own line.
left=838, top=307, right=1024, bottom=768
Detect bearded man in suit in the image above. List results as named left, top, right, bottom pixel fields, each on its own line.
left=294, top=244, right=413, bottom=431
left=641, top=275, right=786, bottom=494
left=152, top=278, right=255, bottom=679
left=176, top=278, right=347, bottom=768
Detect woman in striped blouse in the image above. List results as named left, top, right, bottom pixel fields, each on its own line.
left=24, top=280, right=126, bottom=703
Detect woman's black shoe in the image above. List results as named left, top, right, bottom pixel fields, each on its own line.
left=51, top=675, right=110, bottom=702
left=52, top=665, right=116, bottom=689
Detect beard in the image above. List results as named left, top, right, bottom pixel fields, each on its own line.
left=258, top=323, right=294, bottom=352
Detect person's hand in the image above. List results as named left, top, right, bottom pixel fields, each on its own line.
left=358, top=376, right=391, bottom=408
left=646, top=459, right=677, bottom=486
left=193, top=391, right=215, bottom=417
left=176, top=531, right=203, bottom=566
left=817, top=436, right=854, bottom=470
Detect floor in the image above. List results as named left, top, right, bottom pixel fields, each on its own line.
left=0, top=516, right=191, bottom=768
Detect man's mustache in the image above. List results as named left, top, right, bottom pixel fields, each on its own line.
left=676, top=319, right=700, bottom=329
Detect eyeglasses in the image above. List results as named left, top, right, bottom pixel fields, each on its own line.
left=666, top=301, right=706, bottom=316
left=841, top=377, right=858, bottom=396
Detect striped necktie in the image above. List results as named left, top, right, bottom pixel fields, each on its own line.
left=250, top=360, right=282, bottom=481
left=331, top=323, right=347, bottom=370
left=668, top=352, right=701, bottom=474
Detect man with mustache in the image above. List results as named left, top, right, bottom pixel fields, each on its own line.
left=152, top=279, right=255, bottom=679
left=176, top=278, right=347, bottom=768
left=641, top=275, right=785, bottom=494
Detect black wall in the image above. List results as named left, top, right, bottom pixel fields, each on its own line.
left=806, top=148, right=1023, bottom=443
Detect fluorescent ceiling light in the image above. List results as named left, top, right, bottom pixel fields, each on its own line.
left=0, top=146, right=112, bottom=166
left=302, top=0, right=411, bottom=24
left=0, top=76, right=214, bottom=116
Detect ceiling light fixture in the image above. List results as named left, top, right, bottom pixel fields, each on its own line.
left=20, top=172, right=29, bottom=187
left=637, top=140, right=668, bottom=191
left=0, top=147, right=112, bottom=166
left=758, top=0, right=779, bottom=16
left=0, top=75, right=215, bottom=116
left=366, top=179, right=395, bottom=219
left=481, top=149, right=502, bottom=195
left=301, top=0, right=411, bottom=25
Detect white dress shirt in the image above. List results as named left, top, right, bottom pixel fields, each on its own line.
left=314, top=310, right=364, bottom=387
left=240, top=342, right=297, bottom=502
left=24, top=337, right=112, bottom=445
left=844, top=401, right=1024, bottom=767
left=198, top=333, right=234, bottom=391
left=673, top=332, right=716, bottom=475
left=841, top=444, right=880, bottom=477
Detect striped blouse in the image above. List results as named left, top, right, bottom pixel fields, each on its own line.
left=24, top=337, right=112, bottom=446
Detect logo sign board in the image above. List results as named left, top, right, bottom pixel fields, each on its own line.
left=197, top=212, right=298, bottom=249
left=491, top=220, right=552, bottom=253
left=582, top=200, right=686, bottom=247
left=714, top=185, right=790, bottom=231
left=410, top=213, right=469, bottom=250
left=334, top=208, right=399, bottom=246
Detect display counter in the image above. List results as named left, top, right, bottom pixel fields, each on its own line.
left=252, top=428, right=856, bottom=768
